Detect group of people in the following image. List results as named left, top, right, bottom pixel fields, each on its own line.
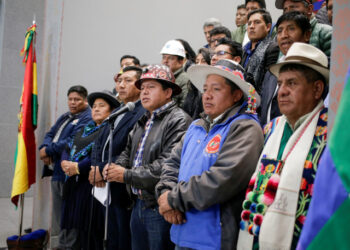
left=39, top=0, right=334, bottom=249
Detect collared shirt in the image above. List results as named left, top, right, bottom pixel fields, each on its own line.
left=243, top=40, right=261, bottom=68
left=277, top=112, right=312, bottom=160
left=208, top=113, right=225, bottom=130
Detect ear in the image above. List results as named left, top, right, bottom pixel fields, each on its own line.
left=233, top=89, right=244, bottom=103
left=304, top=30, right=311, bottom=43
left=233, top=56, right=242, bottom=64
left=165, top=87, right=173, bottom=100
left=307, top=4, right=314, bottom=18
left=313, top=80, right=324, bottom=100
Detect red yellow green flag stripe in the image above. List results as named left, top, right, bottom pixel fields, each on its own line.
left=11, top=23, right=38, bottom=206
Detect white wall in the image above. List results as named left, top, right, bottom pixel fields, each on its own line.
left=55, top=0, right=281, bottom=116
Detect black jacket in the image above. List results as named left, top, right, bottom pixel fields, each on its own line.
left=92, top=100, right=146, bottom=207
left=116, top=102, right=192, bottom=207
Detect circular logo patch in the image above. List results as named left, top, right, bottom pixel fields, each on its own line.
left=205, top=134, right=222, bottom=154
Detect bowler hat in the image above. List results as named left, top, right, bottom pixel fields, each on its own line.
left=88, top=90, right=119, bottom=109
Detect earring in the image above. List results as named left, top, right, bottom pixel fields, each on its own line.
left=247, top=87, right=257, bottom=114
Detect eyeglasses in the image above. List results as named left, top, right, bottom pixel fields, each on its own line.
left=210, top=50, right=234, bottom=58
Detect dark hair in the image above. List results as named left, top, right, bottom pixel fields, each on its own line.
left=209, top=26, right=232, bottom=39
left=237, top=4, right=246, bottom=10
left=197, top=48, right=211, bottom=65
left=279, top=63, right=328, bottom=99
left=120, top=55, right=140, bottom=66
left=122, top=66, right=142, bottom=80
left=216, top=37, right=243, bottom=58
left=67, top=85, right=88, bottom=98
left=247, top=9, right=272, bottom=25
left=245, top=0, right=266, bottom=9
left=276, top=11, right=311, bottom=34
left=176, top=39, right=196, bottom=62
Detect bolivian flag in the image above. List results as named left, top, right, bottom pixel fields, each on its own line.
left=11, top=23, right=38, bottom=206
left=297, top=67, right=350, bottom=249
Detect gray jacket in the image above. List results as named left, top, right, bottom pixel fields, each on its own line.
left=156, top=104, right=264, bottom=249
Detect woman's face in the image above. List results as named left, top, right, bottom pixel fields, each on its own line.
left=196, top=53, right=208, bottom=65
left=92, top=98, right=112, bottom=125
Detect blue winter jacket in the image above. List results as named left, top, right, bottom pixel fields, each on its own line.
left=39, top=107, right=91, bottom=181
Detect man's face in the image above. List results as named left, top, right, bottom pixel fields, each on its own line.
left=140, top=80, right=172, bottom=112
left=277, top=70, right=323, bottom=125
left=116, top=70, right=140, bottom=103
left=202, top=74, right=242, bottom=120
left=277, top=20, right=310, bottom=55
left=327, top=0, right=333, bottom=25
left=247, top=13, right=270, bottom=43
left=161, top=54, right=183, bottom=73
left=120, top=58, right=135, bottom=68
left=91, top=98, right=112, bottom=125
left=204, top=25, right=214, bottom=44
left=283, top=0, right=312, bottom=18
left=210, top=33, right=227, bottom=49
left=211, top=44, right=236, bottom=65
left=236, top=8, right=248, bottom=27
left=68, top=92, right=87, bottom=114
left=246, top=2, right=261, bottom=13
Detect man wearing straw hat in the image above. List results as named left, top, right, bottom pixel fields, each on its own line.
left=237, top=42, right=328, bottom=250
left=156, top=59, right=264, bottom=249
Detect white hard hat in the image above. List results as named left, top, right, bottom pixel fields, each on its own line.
left=160, top=40, right=186, bottom=58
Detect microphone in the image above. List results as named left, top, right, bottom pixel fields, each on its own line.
left=105, top=102, right=135, bottom=122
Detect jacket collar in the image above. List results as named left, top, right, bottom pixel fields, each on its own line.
left=174, top=66, right=185, bottom=78
left=139, top=101, right=177, bottom=125
left=198, top=102, right=245, bottom=131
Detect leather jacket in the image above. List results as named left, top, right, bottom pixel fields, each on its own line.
left=116, top=102, right=192, bottom=207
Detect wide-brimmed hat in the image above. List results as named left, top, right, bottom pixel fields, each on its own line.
left=135, top=64, right=182, bottom=96
left=275, top=0, right=312, bottom=9
left=269, top=42, right=329, bottom=83
left=88, top=90, right=119, bottom=109
left=187, top=59, right=261, bottom=106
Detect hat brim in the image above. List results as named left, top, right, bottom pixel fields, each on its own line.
left=269, top=60, right=329, bottom=84
left=135, top=78, right=182, bottom=96
left=88, top=92, right=119, bottom=109
left=187, top=65, right=261, bottom=107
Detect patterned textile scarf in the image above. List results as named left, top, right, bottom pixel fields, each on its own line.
left=69, top=121, right=105, bottom=162
left=239, top=107, right=327, bottom=246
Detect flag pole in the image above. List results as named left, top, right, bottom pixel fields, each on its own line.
left=18, top=193, right=25, bottom=237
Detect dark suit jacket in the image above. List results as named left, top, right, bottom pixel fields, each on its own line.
left=92, top=100, right=145, bottom=206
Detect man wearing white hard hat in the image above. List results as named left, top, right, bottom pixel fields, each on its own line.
left=237, top=42, right=328, bottom=250
left=160, top=40, right=191, bottom=109
left=156, top=59, right=263, bottom=249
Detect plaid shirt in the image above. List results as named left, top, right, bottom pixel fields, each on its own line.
left=132, top=101, right=174, bottom=194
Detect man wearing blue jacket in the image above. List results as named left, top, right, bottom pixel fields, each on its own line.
left=156, top=60, right=264, bottom=249
left=39, top=85, right=91, bottom=249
